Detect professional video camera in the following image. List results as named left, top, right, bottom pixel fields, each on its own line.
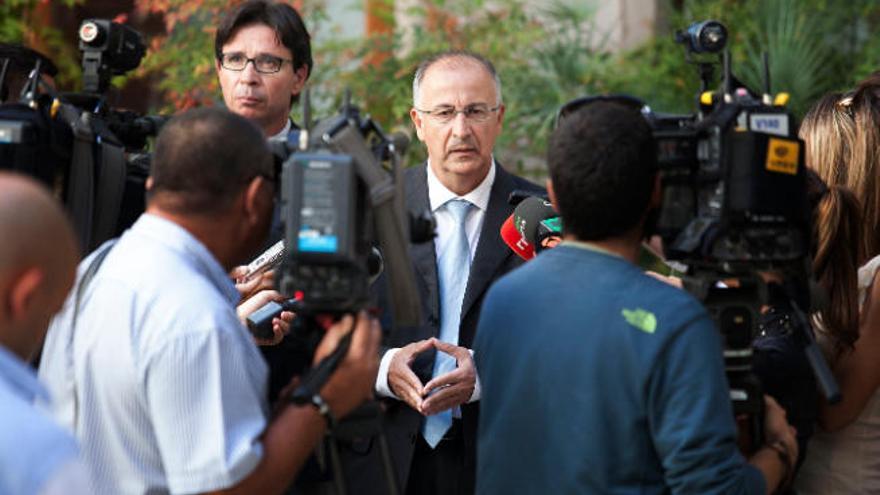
left=644, top=20, right=839, bottom=447
left=0, top=20, right=164, bottom=255
left=247, top=91, right=426, bottom=359
left=244, top=92, right=426, bottom=495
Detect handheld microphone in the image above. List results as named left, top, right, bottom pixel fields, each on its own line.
left=513, top=196, right=556, bottom=240
left=513, top=196, right=561, bottom=250
left=243, top=240, right=285, bottom=281
left=500, top=215, right=535, bottom=260
left=245, top=246, right=385, bottom=339
left=247, top=299, right=297, bottom=340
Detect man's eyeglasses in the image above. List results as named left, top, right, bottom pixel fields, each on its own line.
left=414, top=104, right=501, bottom=125
left=219, top=52, right=293, bottom=74
left=554, top=94, right=649, bottom=129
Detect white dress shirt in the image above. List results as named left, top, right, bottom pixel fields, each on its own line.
left=375, top=160, right=497, bottom=404
left=268, top=118, right=293, bottom=141
left=38, top=214, right=269, bottom=495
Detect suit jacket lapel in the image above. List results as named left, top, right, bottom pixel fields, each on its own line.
left=405, top=164, right=440, bottom=324
left=460, top=165, right=515, bottom=322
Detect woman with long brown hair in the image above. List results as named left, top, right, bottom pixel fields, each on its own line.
left=795, top=78, right=880, bottom=494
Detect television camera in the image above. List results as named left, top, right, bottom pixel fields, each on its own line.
left=545, top=20, right=839, bottom=451
left=243, top=91, right=429, bottom=495
left=0, top=20, right=165, bottom=255
left=648, top=20, right=840, bottom=447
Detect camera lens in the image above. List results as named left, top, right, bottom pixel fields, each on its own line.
left=79, top=21, right=104, bottom=46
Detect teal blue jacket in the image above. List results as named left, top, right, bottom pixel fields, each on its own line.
left=474, top=244, right=765, bottom=494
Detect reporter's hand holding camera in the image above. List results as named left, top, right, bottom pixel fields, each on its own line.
left=750, top=396, right=799, bottom=494
left=212, top=311, right=380, bottom=495
left=312, top=311, right=382, bottom=418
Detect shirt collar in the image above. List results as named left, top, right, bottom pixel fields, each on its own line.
left=0, top=344, right=48, bottom=403
left=268, top=119, right=293, bottom=142
left=133, top=214, right=241, bottom=305
left=561, top=239, right=624, bottom=259
left=426, top=158, right=496, bottom=212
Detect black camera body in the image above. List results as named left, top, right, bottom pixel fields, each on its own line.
left=78, top=19, right=146, bottom=94
left=652, top=97, right=809, bottom=272
left=650, top=19, right=809, bottom=273
left=262, top=99, right=422, bottom=494
left=279, top=146, right=371, bottom=315
left=273, top=101, right=422, bottom=323
left=645, top=20, right=824, bottom=446
left=0, top=20, right=163, bottom=254
left=251, top=97, right=423, bottom=386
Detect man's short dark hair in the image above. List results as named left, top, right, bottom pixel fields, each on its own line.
left=548, top=100, right=657, bottom=240
left=149, top=107, right=272, bottom=215
left=215, top=0, right=313, bottom=105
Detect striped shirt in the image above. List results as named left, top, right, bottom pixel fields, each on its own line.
left=38, top=214, right=269, bottom=494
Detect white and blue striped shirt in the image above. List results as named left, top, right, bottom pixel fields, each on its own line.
left=38, top=214, right=269, bottom=494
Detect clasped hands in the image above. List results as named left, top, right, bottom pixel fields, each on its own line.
left=387, top=338, right=476, bottom=416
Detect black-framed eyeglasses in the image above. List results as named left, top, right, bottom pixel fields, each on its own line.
left=219, top=52, right=293, bottom=74
left=554, top=94, right=649, bottom=129
left=414, top=103, right=502, bottom=124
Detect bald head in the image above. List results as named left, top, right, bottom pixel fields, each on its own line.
left=0, top=173, right=78, bottom=360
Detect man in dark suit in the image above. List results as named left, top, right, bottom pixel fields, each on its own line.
left=347, top=51, right=542, bottom=495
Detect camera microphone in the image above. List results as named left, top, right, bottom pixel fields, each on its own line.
left=500, top=215, right=535, bottom=260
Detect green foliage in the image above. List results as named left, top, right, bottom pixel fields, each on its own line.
left=614, top=0, right=880, bottom=117
left=0, top=0, right=84, bottom=89
left=6, top=0, right=880, bottom=179
left=313, top=0, right=609, bottom=175
left=132, top=1, right=228, bottom=111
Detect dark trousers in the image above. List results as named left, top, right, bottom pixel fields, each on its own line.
left=405, top=419, right=467, bottom=495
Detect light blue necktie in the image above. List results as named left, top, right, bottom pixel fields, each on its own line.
left=422, top=198, right=473, bottom=448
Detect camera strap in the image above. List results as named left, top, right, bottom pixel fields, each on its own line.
left=92, top=141, right=126, bottom=249
left=67, top=112, right=128, bottom=254
left=67, top=239, right=116, bottom=434
left=68, top=113, right=96, bottom=255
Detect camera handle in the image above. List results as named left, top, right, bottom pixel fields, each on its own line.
left=787, top=299, right=842, bottom=404
left=289, top=314, right=401, bottom=495
left=290, top=318, right=353, bottom=406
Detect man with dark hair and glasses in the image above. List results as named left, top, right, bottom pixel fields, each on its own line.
left=215, top=0, right=312, bottom=140
left=38, top=107, right=381, bottom=494
left=473, top=98, right=799, bottom=494
left=214, top=0, right=315, bottom=405
left=340, top=50, right=542, bottom=495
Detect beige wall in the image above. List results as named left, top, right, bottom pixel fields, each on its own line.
left=390, top=0, right=660, bottom=54
left=593, top=0, right=659, bottom=51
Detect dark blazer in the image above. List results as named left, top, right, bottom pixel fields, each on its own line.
left=340, top=162, right=543, bottom=494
